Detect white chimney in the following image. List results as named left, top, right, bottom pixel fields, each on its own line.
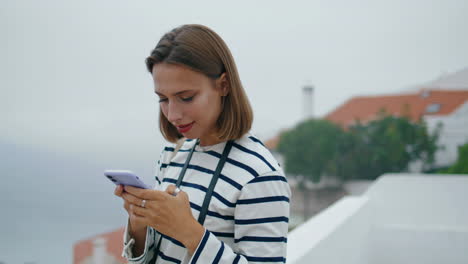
left=92, top=237, right=108, bottom=264
left=302, top=84, right=314, bottom=119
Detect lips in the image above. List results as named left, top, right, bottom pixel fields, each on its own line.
left=176, top=122, right=195, bottom=133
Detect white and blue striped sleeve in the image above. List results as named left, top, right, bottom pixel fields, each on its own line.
left=188, top=171, right=291, bottom=264
left=122, top=225, right=158, bottom=263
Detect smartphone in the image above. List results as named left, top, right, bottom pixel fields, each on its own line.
left=104, top=170, right=150, bottom=189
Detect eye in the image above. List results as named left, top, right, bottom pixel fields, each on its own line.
left=158, top=97, right=168, bottom=103
left=181, top=96, right=194, bottom=102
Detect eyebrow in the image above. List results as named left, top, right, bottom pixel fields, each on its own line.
left=155, top=90, right=193, bottom=96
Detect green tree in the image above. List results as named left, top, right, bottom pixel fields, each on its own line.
left=278, top=115, right=440, bottom=182
left=343, top=115, right=440, bottom=180
left=278, top=119, right=345, bottom=183
left=440, top=143, right=468, bottom=174
left=277, top=119, right=345, bottom=219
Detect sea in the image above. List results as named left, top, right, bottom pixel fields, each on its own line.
left=0, top=141, right=158, bottom=264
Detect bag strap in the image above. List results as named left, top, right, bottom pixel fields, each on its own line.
left=170, top=138, right=186, bottom=161
left=150, top=140, right=233, bottom=263
left=198, top=140, right=233, bottom=224
left=175, top=139, right=198, bottom=187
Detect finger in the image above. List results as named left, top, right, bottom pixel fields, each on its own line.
left=124, top=186, right=166, bottom=201
left=129, top=210, right=147, bottom=224
left=123, top=185, right=146, bottom=197
left=178, top=189, right=189, bottom=201
left=123, top=200, right=130, bottom=212
left=122, top=192, right=144, bottom=206
left=130, top=203, right=149, bottom=217
left=114, top=185, right=123, bottom=197
left=165, top=185, right=178, bottom=196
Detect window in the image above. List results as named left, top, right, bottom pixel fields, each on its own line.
left=420, top=90, right=431, bottom=98
left=426, top=103, right=441, bottom=113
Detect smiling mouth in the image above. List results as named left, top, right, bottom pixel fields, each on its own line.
left=176, top=122, right=195, bottom=133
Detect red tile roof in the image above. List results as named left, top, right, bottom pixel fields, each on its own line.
left=73, top=227, right=127, bottom=264
left=265, top=89, right=468, bottom=150
left=325, top=89, right=468, bottom=126
left=265, top=135, right=280, bottom=150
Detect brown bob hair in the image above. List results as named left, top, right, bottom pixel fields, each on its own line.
left=145, top=24, right=253, bottom=143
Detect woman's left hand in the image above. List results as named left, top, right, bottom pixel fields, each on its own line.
left=122, top=185, right=205, bottom=254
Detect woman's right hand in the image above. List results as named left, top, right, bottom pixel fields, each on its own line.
left=114, top=185, right=147, bottom=233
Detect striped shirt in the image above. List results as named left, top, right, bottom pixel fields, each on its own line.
left=122, top=132, right=291, bottom=264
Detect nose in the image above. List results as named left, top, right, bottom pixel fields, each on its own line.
left=166, top=101, right=183, bottom=124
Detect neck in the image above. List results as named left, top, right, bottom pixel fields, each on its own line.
left=199, top=134, right=223, bottom=147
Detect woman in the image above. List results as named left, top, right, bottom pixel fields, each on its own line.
left=115, top=24, right=291, bottom=264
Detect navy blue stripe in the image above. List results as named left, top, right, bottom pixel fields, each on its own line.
left=249, top=176, right=287, bottom=183
left=225, top=157, right=259, bottom=177
left=155, top=176, right=161, bottom=185
left=213, top=241, right=224, bottom=264
left=160, top=233, right=185, bottom=247
left=248, top=136, right=265, bottom=146
left=189, top=202, right=234, bottom=220
left=211, top=231, right=234, bottom=238
left=162, top=162, right=181, bottom=168
left=204, top=150, right=222, bottom=158
left=190, top=202, right=201, bottom=211
left=213, top=192, right=236, bottom=207
left=237, top=196, right=290, bottom=205
left=235, top=216, right=289, bottom=225
left=235, top=236, right=287, bottom=243
left=205, top=150, right=259, bottom=177
left=232, top=142, right=276, bottom=171
left=208, top=210, right=234, bottom=220
left=167, top=162, right=184, bottom=168
left=158, top=250, right=181, bottom=264
left=219, top=174, right=243, bottom=190
left=164, top=178, right=177, bottom=184
left=163, top=178, right=236, bottom=208
left=161, top=162, right=243, bottom=190
left=245, top=256, right=286, bottom=263
left=162, top=162, right=212, bottom=175
left=187, top=163, right=213, bottom=174
left=163, top=178, right=208, bottom=193
left=233, top=254, right=241, bottom=264
left=190, top=231, right=210, bottom=264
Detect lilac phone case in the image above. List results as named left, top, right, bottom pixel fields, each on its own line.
left=104, top=170, right=150, bottom=189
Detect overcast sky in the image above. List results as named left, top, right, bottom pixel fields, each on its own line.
left=2, top=0, right=468, bottom=263
left=3, top=0, right=468, bottom=157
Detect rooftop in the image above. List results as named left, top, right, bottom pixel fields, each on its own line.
left=325, top=89, right=468, bottom=127
left=287, top=174, right=468, bottom=264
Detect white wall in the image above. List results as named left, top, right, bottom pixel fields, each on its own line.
left=287, top=197, right=370, bottom=264
left=370, top=225, right=468, bottom=264
left=366, top=175, right=468, bottom=264
left=287, top=174, right=468, bottom=264
left=425, top=101, right=468, bottom=167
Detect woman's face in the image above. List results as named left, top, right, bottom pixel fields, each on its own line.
left=153, top=63, right=227, bottom=146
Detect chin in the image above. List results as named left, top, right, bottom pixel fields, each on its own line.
left=181, top=130, right=199, bottom=140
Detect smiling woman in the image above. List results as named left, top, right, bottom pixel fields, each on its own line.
left=146, top=24, right=253, bottom=145
left=153, top=63, right=229, bottom=146
left=113, top=24, right=291, bottom=264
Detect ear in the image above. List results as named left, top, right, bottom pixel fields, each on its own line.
left=216, top=73, right=230, bottom=96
